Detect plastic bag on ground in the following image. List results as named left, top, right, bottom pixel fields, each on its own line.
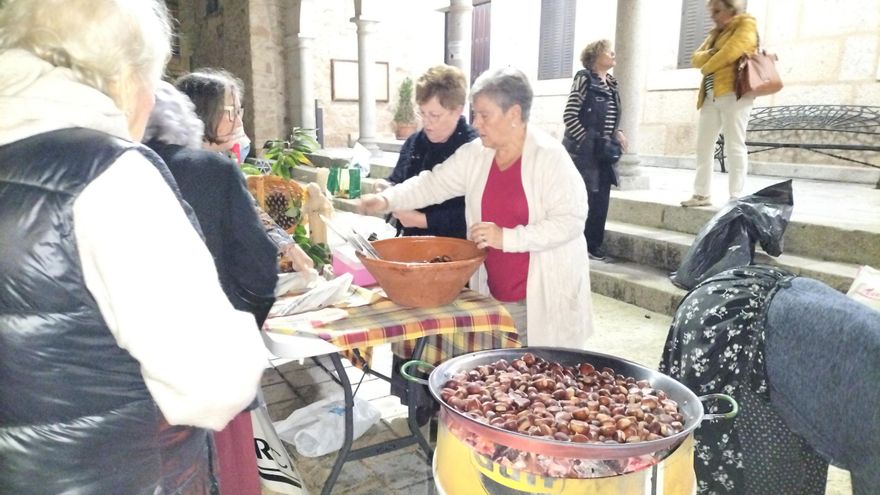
left=273, top=393, right=381, bottom=458
left=251, top=399, right=308, bottom=494
left=670, top=180, right=793, bottom=290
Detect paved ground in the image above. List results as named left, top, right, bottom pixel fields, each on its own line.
left=262, top=292, right=853, bottom=495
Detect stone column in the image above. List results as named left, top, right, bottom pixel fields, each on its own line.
left=286, top=34, right=316, bottom=131
left=446, top=0, right=473, bottom=83
left=613, top=0, right=649, bottom=189
left=351, top=15, right=381, bottom=156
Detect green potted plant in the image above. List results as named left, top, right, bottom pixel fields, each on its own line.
left=261, top=127, right=320, bottom=179
left=392, top=77, right=418, bottom=140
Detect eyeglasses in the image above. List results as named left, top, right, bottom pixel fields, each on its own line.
left=223, top=105, right=244, bottom=122
left=416, top=109, right=449, bottom=124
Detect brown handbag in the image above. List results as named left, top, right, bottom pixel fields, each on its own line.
left=735, top=47, right=783, bottom=99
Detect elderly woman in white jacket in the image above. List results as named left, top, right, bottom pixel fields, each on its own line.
left=360, top=67, right=593, bottom=348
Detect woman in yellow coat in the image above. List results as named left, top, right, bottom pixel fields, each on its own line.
left=681, top=0, right=758, bottom=207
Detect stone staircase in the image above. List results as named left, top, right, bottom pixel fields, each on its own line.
left=594, top=197, right=868, bottom=316
left=297, top=144, right=877, bottom=317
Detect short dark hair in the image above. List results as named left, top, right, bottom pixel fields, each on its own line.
left=174, top=69, right=243, bottom=145
left=415, top=64, right=468, bottom=109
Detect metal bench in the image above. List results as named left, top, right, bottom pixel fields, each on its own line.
left=715, top=105, right=880, bottom=170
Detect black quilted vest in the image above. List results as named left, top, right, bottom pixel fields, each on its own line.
left=0, top=128, right=213, bottom=494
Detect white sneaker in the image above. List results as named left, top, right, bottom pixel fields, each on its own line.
left=681, top=195, right=711, bottom=207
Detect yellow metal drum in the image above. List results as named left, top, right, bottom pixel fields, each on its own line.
left=433, top=419, right=696, bottom=495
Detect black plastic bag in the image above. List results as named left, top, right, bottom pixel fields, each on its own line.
left=670, top=180, right=793, bottom=290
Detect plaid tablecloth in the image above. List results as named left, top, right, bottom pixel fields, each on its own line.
left=264, top=289, right=520, bottom=366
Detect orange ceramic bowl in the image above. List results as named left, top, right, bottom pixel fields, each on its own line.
left=356, top=236, right=486, bottom=308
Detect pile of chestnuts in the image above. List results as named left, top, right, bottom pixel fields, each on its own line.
left=440, top=352, right=684, bottom=445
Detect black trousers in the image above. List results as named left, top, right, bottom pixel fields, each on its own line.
left=584, top=170, right=612, bottom=252
left=566, top=142, right=615, bottom=253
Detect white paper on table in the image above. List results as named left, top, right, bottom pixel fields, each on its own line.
left=324, top=211, right=397, bottom=250
left=275, top=269, right=319, bottom=297
left=268, top=273, right=354, bottom=318
left=335, top=285, right=382, bottom=308
left=266, top=307, right=349, bottom=334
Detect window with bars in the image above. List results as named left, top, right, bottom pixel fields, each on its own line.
left=537, top=0, right=576, bottom=81
left=677, top=0, right=713, bottom=69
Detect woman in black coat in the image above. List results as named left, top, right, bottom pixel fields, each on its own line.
left=144, top=81, right=276, bottom=495
left=144, top=81, right=277, bottom=326
left=562, top=39, right=628, bottom=261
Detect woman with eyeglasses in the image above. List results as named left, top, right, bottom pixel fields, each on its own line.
left=176, top=69, right=314, bottom=274
left=175, top=69, right=247, bottom=156
left=376, top=64, right=478, bottom=239
left=375, top=65, right=479, bottom=425
left=144, top=80, right=274, bottom=495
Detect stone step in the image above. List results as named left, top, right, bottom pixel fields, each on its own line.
left=375, top=139, right=404, bottom=153
left=603, top=221, right=859, bottom=292
left=588, top=259, right=686, bottom=317
left=608, top=196, right=880, bottom=267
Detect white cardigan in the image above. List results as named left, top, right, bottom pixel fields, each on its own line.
left=382, top=126, right=594, bottom=347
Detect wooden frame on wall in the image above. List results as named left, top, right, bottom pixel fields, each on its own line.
left=330, top=59, right=390, bottom=102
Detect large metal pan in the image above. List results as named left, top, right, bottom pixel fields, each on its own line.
left=403, top=347, right=737, bottom=460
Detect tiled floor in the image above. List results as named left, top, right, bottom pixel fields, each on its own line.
left=260, top=292, right=853, bottom=495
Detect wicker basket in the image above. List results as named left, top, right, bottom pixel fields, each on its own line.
left=246, top=175, right=305, bottom=233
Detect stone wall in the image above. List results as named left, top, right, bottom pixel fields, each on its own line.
left=174, top=0, right=260, bottom=140
left=305, top=1, right=448, bottom=148
left=637, top=0, right=880, bottom=165
left=247, top=0, right=288, bottom=148
left=176, top=0, right=879, bottom=166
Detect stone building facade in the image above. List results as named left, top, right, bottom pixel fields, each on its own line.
left=174, top=0, right=879, bottom=167
left=175, top=0, right=448, bottom=150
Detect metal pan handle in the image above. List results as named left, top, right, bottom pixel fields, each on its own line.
left=400, top=360, right=435, bottom=386
left=699, top=393, right=739, bottom=421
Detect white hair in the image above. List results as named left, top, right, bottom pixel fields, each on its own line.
left=0, top=0, right=172, bottom=108
left=143, top=81, right=205, bottom=149
left=471, top=67, right=534, bottom=122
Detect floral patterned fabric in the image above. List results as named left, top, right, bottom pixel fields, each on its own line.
left=660, top=265, right=827, bottom=494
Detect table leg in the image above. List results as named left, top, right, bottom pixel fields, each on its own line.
left=406, top=337, right=434, bottom=459
left=322, top=353, right=354, bottom=495
left=320, top=343, right=434, bottom=495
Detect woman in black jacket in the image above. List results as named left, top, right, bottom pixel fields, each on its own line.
left=562, top=39, right=628, bottom=261
left=376, top=64, right=478, bottom=424
left=175, top=69, right=314, bottom=274
left=144, top=81, right=276, bottom=495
